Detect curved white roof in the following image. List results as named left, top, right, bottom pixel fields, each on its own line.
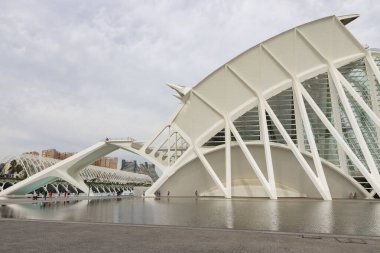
left=170, top=15, right=366, bottom=145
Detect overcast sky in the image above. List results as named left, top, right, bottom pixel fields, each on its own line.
left=0, top=0, right=379, bottom=162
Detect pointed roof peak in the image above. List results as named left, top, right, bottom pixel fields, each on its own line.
left=167, top=83, right=191, bottom=100
left=337, top=14, right=359, bottom=25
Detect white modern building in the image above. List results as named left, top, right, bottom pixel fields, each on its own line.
left=0, top=154, right=152, bottom=193
left=1, top=14, right=380, bottom=200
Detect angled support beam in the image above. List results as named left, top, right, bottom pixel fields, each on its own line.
left=293, top=81, right=331, bottom=199
left=144, top=100, right=187, bottom=152
left=301, top=85, right=380, bottom=195
left=335, top=70, right=380, bottom=129
left=192, top=90, right=224, bottom=118
left=365, top=59, right=380, bottom=116
left=364, top=59, right=380, bottom=143
left=264, top=100, right=331, bottom=200
left=224, top=117, right=232, bottom=198
left=261, top=44, right=331, bottom=199
left=365, top=53, right=380, bottom=87
left=229, top=120, right=276, bottom=199
left=329, top=67, right=380, bottom=177
left=293, top=88, right=305, bottom=151
left=328, top=73, right=348, bottom=174
left=296, top=28, right=380, bottom=188
left=258, top=100, right=277, bottom=198
left=226, top=64, right=277, bottom=199
left=151, top=125, right=169, bottom=156
left=193, top=145, right=227, bottom=197
left=142, top=124, right=168, bottom=151
left=167, top=134, right=185, bottom=165
left=166, top=133, right=181, bottom=164
left=192, top=89, right=228, bottom=146
left=191, top=90, right=237, bottom=198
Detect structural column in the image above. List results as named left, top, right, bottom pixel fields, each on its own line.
left=293, top=88, right=305, bottom=151
left=293, top=80, right=332, bottom=200
left=328, top=73, right=348, bottom=174
left=225, top=117, right=232, bottom=198
left=259, top=100, right=277, bottom=199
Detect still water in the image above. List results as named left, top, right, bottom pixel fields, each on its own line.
left=1, top=197, right=380, bottom=236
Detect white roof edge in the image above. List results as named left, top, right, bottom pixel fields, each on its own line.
left=338, top=14, right=360, bottom=25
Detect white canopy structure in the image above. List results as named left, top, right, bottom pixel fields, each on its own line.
left=0, top=154, right=152, bottom=193
left=1, top=14, right=380, bottom=199
left=2, top=154, right=152, bottom=185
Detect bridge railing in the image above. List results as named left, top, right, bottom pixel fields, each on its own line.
left=104, top=137, right=136, bottom=142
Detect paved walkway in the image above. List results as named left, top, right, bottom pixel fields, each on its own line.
left=0, top=219, right=379, bottom=253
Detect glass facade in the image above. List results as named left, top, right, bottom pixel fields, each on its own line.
left=203, top=56, right=380, bottom=181
left=338, top=59, right=380, bottom=175
left=302, top=73, right=339, bottom=166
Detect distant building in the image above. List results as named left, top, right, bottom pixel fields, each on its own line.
left=140, top=162, right=158, bottom=182
left=121, top=160, right=138, bottom=173
left=94, top=156, right=118, bottom=170
left=40, top=148, right=117, bottom=169
left=121, top=159, right=158, bottom=181
left=41, top=149, right=59, bottom=159
left=59, top=152, right=75, bottom=160
left=22, top=151, right=39, bottom=156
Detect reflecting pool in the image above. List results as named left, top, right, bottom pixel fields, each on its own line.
left=1, top=197, right=380, bottom=236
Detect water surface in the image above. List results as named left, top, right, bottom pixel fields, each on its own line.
left=1, top=197, right=380, bottom=236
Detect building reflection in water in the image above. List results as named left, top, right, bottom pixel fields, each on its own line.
left=1, top=198, right=380, bottom=236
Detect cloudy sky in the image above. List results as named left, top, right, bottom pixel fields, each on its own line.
left=0, top=0, right=379, bottom=162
